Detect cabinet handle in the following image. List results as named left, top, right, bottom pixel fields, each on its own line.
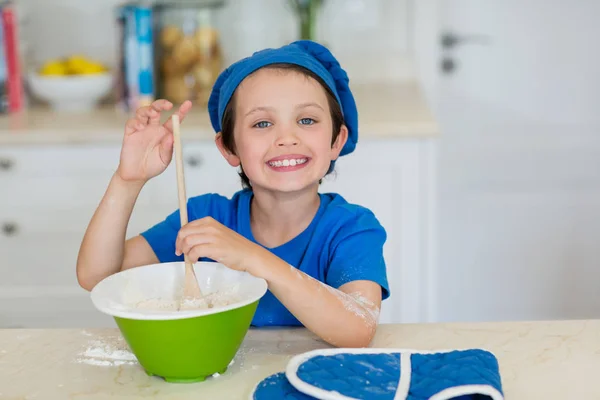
left=0, top=158, right=14, bottom=170
left=186, top=156, right=202, bottom=167
left=2, top=222, right=17, bottom=236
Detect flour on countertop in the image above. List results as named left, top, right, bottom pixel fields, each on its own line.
left=75, top=335, right=137, bottom=367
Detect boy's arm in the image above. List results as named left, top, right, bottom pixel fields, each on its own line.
left=260, top=211, right=387, bottom=347
left=256, top=252, right=382, bottom=348
left=76, top=100, right=191, bottom=291
left=76, top=173, right=158, bottom=291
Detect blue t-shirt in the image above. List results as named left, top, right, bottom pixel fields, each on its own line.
left=141, top=189, right=390, bottom=327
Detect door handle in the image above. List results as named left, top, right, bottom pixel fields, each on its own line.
left=441, top=32, right=491, bottom=49
left=2, top=222, right=18, bottom=236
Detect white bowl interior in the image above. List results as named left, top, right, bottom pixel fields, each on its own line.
left=90, top=262, right=268, bottom=320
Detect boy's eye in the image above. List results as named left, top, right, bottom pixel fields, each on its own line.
left=299, top=118, right=315, bottom=125
left=254, top=121, right=272, bottom=128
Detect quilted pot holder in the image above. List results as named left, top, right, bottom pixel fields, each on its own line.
left=252, top=348, right=504, bottom=400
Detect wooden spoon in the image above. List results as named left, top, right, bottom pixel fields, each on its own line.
left=171, top=114, right=203, bottom=308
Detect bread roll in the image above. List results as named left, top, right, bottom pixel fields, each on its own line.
left=160, top=25, right=183, bottom=50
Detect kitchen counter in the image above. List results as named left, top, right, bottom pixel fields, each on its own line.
left=0, top=82, right=438, bottom=145
left=1, top=319, right=599, bottom=399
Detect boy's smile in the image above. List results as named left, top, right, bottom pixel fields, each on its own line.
left=266, top=154, right=310, bottom=171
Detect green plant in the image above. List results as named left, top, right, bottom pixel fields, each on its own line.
left=288, top=0, right=324, bottom=40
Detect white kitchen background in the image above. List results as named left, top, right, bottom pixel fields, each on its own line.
left=18, top=0, right=414, bottom=83
left=1, top=0, right=435, bottom=329
left=3, top=0, right=600, bottom=329
left=419, top=0, right=600, bottom=323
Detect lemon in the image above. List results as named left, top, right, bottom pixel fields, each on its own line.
left=38, top=55, right=108, bottom=76
left=39, top=60, right=68, bottom=76
left=66, top=55, right=90, bottom=75
left=83, top=61, right=108, bottom=74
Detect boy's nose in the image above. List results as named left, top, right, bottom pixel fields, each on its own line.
left=275, top=132, right=299, bottom=147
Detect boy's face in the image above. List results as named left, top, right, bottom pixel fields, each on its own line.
left=221, top=67, right=347, bottom=194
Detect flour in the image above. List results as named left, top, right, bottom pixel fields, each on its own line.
left=75, top=336, right=137, bottom=367
left=325, top=285, right=380, bottom=329
left=132, top=298, right=181, bottom=311
left=130, top=285, right=242, bottom=312
left=288, top=263, right=380, bottom=329
left=347, top=291, right=381, bottom=323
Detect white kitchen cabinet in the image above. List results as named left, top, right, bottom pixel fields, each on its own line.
left=0, top=137, right=436, bottom=328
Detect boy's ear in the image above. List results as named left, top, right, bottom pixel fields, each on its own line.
left=330, top=124, right=349, bottom=160
left=215, top=132, right=241, bottom=167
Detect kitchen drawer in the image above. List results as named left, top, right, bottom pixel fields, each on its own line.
left=0, top=204, right=174, bottom=237
left=1, top=174, right=153, bottom=208
left=0, top=143, right=241, bottom=208
left=0, top=144, right=121, bottom=177
left=0, top=203, right=189, bottom=287
left=0, top=207, right=92, bottom=235
left=0, top=231, right=82, bottom=287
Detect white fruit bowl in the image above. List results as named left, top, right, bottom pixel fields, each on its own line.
left=27, top=72, right=114, bottom=112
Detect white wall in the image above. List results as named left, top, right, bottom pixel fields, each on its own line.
left=18, top=0, right=414, bottom=83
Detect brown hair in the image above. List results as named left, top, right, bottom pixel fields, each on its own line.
left=220, top=63, right=344, bottom=189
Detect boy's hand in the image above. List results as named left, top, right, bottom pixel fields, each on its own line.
left=175, top=217, right=268, bottom=275
left=117, top=100, right=193, bottom=183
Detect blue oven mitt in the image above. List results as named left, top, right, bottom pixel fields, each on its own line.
left=252, top=348, right=504, bottom=400
left=252, top=372, right=316, bottom=400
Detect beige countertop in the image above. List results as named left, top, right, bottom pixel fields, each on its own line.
left=0, top=82, right=438, bottom=146
left=1, top=319, right=599, bottom=399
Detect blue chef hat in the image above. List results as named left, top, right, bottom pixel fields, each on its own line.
left=207, top=40, right=358, bottom=156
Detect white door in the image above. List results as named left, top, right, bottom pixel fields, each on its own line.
left=418, top=1, right=600, bottom=322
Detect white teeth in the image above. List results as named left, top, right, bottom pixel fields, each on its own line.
left=268, top=158, right=307, bottom=167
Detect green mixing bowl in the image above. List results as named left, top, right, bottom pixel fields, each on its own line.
left=90, top=261, right=268, bottom=383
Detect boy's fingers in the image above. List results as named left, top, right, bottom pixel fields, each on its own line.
left=163, top=101, right=193, bottom=132
left=135, top=106, right=151, bottom=125
left=148, top=100, right=173, bottom=125
left=176, top=233, right=211, bottom=256
left=151, top=99, right=173, bottom=112
left=175, top=223, right=195, bottom=254
left=158, top=132, right=174, bottom=168
left=148, top=108, right=161, bottom=125
left=125, top=118, right=141, bottom=135
left=188, top=244, right=211, bottom=264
